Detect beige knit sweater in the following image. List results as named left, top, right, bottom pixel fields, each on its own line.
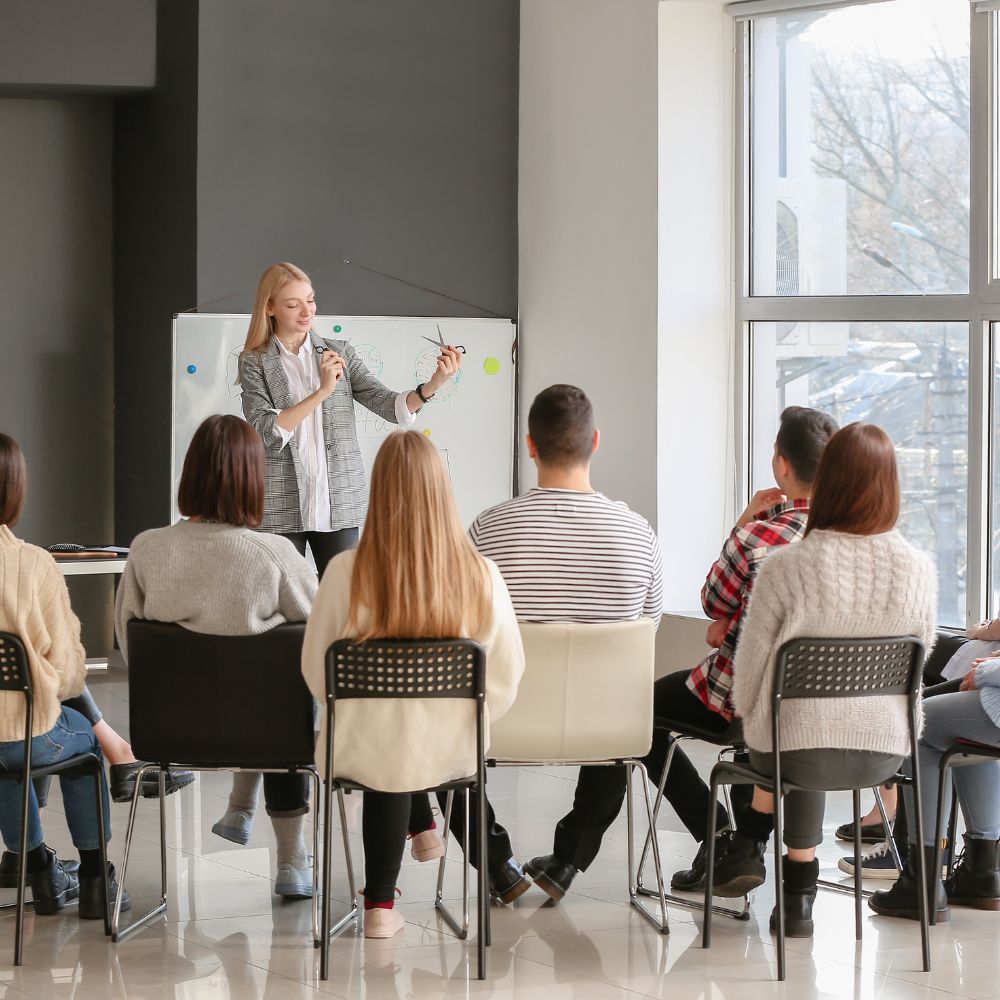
left=0, top=525, right=86, bottom=740
left=732, top=528, right=937, bottom=755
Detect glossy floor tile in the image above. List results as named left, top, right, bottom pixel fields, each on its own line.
left=0, top=666, right=997, bottom=998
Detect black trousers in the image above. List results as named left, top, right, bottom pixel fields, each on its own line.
left=551, top=669, right=751, bottom=871
left=263, top=774, right=311, bottom=817
left=436, top=788, right=514, bottom=873
left=283, top=528, right=359, bottom=578
left=361, top=791, right=438, bottom=903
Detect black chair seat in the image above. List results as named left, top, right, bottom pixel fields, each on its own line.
left=652, top=715, right=744, bottom=747
left=0, top=751, right=104, bottom=782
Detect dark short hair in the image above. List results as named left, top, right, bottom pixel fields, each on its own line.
left=527, top=385, right=595, bottom=467
left=0, top=434, right=26, bottom=528
left=806, top=423, right=900, bottom=536
left=775, top=406, right=839, bottom=485
left=178, top=416, right=265, bottom=528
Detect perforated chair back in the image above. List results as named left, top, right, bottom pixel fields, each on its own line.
left=488, top=619, right=656, bottom=763
left=127, top=620, right=315, bottom=768
left=0, top=633, right=29, bottom=694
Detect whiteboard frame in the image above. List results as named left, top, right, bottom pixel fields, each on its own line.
left=171, top=313, right=519, bottom=525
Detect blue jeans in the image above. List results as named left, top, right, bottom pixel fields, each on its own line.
left=902, top=692, right=1000, bottom=847
left=0, top=707, right=111, bottom=853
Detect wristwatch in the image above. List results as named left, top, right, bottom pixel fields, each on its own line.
left=416, top=383, right=435, bottom=403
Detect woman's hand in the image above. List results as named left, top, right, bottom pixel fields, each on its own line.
left=319, top=351, right=344, bottom=396
left=425, top=345, right=463, bottom=394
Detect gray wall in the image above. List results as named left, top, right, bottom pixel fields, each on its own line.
left=0, top=99, right=115, bottom=650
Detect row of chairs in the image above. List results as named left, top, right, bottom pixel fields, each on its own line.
left=2, top=625, right=997, bottom=984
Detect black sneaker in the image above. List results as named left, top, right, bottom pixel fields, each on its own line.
left=30, top=847, right=80, bottom=915
left=0, top=850, right=79, bottom=889
left=524, top=854, right=577, bottom=902
left=671, top=840, right=710, bottom=892
left=709, top=831, right=766, bottom=898
left=79, top=862, right=131, bottom=920
left=110, top=762, right=196, bottom=803
left=489, top=858, right=531, bottom=904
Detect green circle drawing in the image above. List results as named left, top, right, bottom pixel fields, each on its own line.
left=333, top=324, right=342, bottom=333
left=483, top=357, right=501, bottom=376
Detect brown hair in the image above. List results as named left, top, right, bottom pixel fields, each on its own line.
left=527, top=384, right=595, bottom=468
left=805, top=423, right=900, bottom=537
left=178, top=416, right=265, bottom=528
left=348, top=431, right=492, bottom=640
left=0, top=433, right=27, bottom=528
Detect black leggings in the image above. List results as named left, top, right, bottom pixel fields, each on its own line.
left=282, top=529, right=359, bottom=578
left=361, top=792, right=436, bottom=904
left=34, top=687, right=104, bottom=808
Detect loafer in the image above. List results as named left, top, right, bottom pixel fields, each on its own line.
left=524, top=853, right=577, bottom=902
left=489, top=857, right=531, bottom=904
left=212, top=809, right=254, bottom=846
left=30, top=847, right=80, bottom=916
left=835, top=820, right=888, bottom=845
left=0, top=850, right=79, bottom=889
left=79, top=862, right=130, bottom=920
left=110, top=761, right=196, bottom=803
left=275, top=857, right=314, bottom=899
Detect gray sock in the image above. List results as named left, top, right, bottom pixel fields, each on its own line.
left=226, top=772, right=262, bottom=816
left=272, top=815, right=309, bottom=869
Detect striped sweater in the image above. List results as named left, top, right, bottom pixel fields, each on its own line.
left=469, top=488, right=663, bottom=623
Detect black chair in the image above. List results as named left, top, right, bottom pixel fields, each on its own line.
left=112, top=621, right=353, bottom=949
left=635, top=716, right=751, bottom=921
left=702, top=636, right=929, bottom=982
left=0, top=632, right=110, bottom=965
left=935, top=738, right=1000, bottom=892
left=321, top=638, right=488, bottom=982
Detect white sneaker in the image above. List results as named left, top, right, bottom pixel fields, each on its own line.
left=409, top=828, right=446, bottom=862
left=364, top=906, right=405, bottom=938
left=275, top=857, right=314, bottom=898
left=838, top=840, right=900, bottom=879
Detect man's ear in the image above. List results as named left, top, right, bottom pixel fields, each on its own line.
left=526, top=434, right=538, bottom=460
left=592, top=429, right=600, bottom=456
left=774, top=451, right=791, bottom=482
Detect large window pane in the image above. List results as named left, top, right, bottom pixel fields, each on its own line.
left=751, top=321, right=968, bottom=627
left=751, top=0, right=970, bottom=296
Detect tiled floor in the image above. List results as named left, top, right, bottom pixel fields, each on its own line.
left=0, top=666, right=997, bottom=998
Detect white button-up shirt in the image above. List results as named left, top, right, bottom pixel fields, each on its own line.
left=271, top=338, right=416, bottom=532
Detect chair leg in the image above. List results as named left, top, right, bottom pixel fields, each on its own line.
left=435, top=790, right=454, bottom=910
left=96, top=758, right=111, bottom=936
left=636, top=735, right=681, bottom=892
left=911, top=747, right=932, bottom=973
left=434, top=788, right=472, bottom=941
left=306, top=769, right=321, bottom=947
left=112, top=763, right=167, bottom=942
left=14, top=767, right=30, bottom=966
left=627, top=761, right=669, bottom=934
left=702, top=768, right=723, bottom=948
left=873, top=785, right=903, bottom=870
left=853, top=789, right=863, bottom=941
left=774, top=791, right=785, bottom=983
left=477, top=779, right=488, bottom=981
left=946, top=784, right=959, bottom=877
left=319, top=783, right=358, bottom=980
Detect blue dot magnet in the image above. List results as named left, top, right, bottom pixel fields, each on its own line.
left=186, top=364, right=197, bottom=374
left=333, top=325, right=342, bottom=333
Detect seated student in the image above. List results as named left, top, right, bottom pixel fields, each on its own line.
left=0, top=433, right=128, bottom=916
left=448, top=384, right=664, bottom=902
left=301, top=430, right=524, bottom=938
left=725, top=422, right=937, bottom=937
left=868, top=653, right=1000, bottom=921
left=116, top=415, right=325, bottom=898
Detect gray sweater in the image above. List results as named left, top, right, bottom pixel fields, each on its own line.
left=114, top=520, right=317, bottom=662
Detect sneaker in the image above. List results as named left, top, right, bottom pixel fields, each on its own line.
left=79, top=862, right=130, bottom=920
left=0, top=850, right=78, bottom=889
left=838, top=839, right=901, bottom=880
left=835, top=820, right=888, bottom=844
left=364, top=906, right=405, bottom=939
left=275, top=857, right=314, bottom=898
left=212, top=809, right=254, bottom=846
left=408, top=828, right=445, bottom=862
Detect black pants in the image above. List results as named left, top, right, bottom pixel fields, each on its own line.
left=263, top=774, right=311, bottom=817
left=34, top=687, right=104, bottom=809
left=436, top=788, right=514, bottom=873
left=283, top=528, right=359, bottom=578
left=551, top=669, right=751, bottom=871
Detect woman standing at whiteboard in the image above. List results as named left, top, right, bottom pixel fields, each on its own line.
left=238, top=262, right=463, bottom=575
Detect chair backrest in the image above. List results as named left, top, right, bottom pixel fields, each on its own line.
left=127, top=620, right=315, bottom=767
left=488, top=619, right=656, bottom=763
left=0, top=632, right=31, bottom=748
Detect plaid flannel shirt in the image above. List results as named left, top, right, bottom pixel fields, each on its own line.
left=686, top=498, right=811, bottom=721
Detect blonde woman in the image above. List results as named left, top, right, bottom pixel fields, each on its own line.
left=302, top=431, right=525, bottom=938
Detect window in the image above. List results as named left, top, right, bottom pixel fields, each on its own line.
left=736, top=0, right=1000, bottom=627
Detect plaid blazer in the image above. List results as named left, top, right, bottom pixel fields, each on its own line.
left=239, top=332, right=400, bottom=533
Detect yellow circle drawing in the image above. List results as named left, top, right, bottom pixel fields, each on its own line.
left=483, top=357, right=501, bottom=375
left=422, top=428, right=433, bottom=437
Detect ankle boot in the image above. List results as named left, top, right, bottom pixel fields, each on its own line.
left=769, top=856, right=818, bottom=938
left=945, top=834, right=1000, bottom=911
left=869, top=844, right=950, bottom=922
left=710, top=831, right=767, bottom=898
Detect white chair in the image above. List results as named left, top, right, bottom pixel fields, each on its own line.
left=435, top=618, right=669, bottom=934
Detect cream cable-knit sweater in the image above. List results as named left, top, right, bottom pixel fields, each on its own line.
left=0, top=525, right=86, bottom=740
left=732, top=528, right=937, bottom=755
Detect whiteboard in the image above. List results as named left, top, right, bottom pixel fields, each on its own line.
left=171, top=314, right=517, bottom=527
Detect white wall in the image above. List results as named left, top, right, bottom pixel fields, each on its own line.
left=657, top=1, right=735, bottom=616
left=518, top=0, right=659, bottom=525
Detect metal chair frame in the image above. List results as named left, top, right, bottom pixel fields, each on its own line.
left=0, top=632, right=110, bottom=965
left=322, top=638, right=489, bottom=982
left=702, top=636, right=930, bottom=982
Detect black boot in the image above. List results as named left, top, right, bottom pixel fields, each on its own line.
left=945, top=835, right=1000, bottom=911
left=30, top=846, right=80, bottom=915
left=869, top=844, right=950, bottom=922
left=710, top=831, right=766, bottom=898
left=769, top=856, right=818, bottom=938
left=79, top=862, right=131, bottom=920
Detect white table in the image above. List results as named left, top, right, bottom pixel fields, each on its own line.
left=57, top=558, right=128, bottom=669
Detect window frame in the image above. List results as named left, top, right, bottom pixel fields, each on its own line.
left=734, top=2, right=1000, bottom=628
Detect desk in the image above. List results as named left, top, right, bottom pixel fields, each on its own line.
left=57, top=558, right=128, bottom=669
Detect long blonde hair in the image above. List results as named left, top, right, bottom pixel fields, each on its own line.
left=240, top=261, right=311, bottom=359
left=349, top=431, right=492, bottom=640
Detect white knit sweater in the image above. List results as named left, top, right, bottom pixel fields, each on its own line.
left=732, top=529, right=937, bottom=755
left=0, top=525, right=86, bottom=740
